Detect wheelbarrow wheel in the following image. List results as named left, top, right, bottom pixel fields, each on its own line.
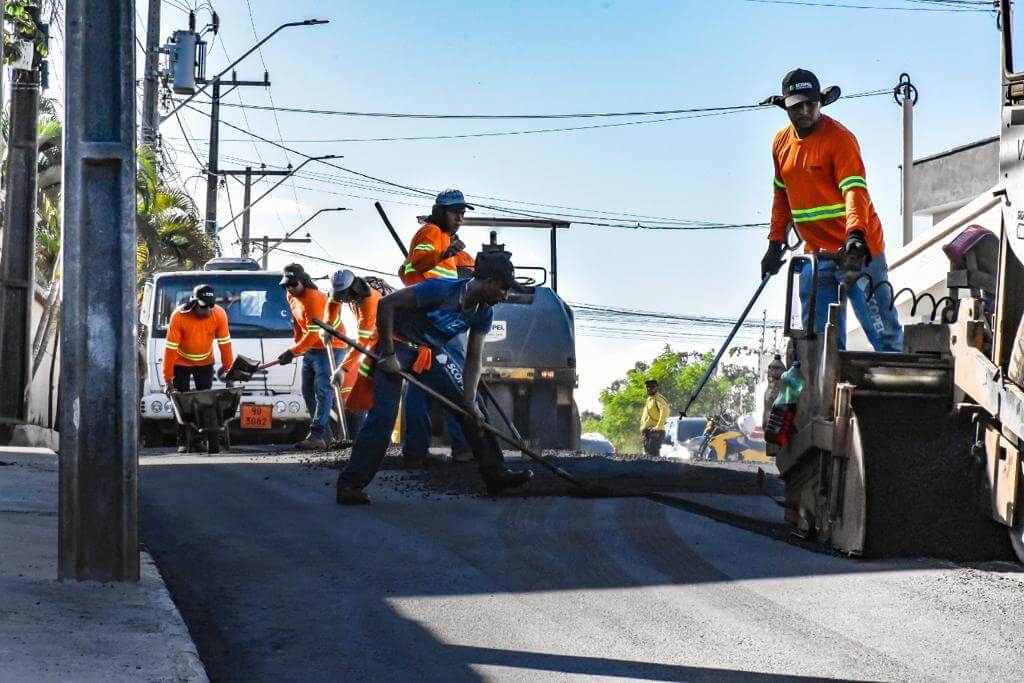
left=207, top=433, right=220, bottom=454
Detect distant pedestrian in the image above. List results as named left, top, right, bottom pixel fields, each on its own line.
left=640, top=379, right=670, bottom=456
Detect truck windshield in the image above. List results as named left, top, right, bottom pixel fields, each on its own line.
left=152, top=274, right=294, bottom=338
left=676, top=418, right=708, bottom=442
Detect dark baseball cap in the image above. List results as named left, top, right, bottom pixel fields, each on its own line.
left=472, top=250, right=516, bottom=288
left=279, top=263, right=305, bottom=287
left=183, top=284, right=216, bottom=311
left=781, top=68, right=821, bottom=108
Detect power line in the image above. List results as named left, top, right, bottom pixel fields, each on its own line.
left=739, top=0, right=991, bottom=10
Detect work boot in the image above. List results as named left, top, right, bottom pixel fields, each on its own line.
left=451, top=449, right=474, bottom=463
left=176, top=444, right=187, bottom=454
left=296, top=435, right=328, bottom=451
left=483, top=468, right=534, bottom=495
left=336, top=480, right=370, bottom=505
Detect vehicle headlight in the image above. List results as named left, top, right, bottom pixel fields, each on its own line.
left=274, top=401, right=287, bottom=414
left=151, top=401, right=162, bottom=414
left=288, top=401, right=301, bottom=414
left=164, top=401, right=173, bottom=413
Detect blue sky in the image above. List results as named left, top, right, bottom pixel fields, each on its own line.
left=143, top=0, right=1004, bottom=411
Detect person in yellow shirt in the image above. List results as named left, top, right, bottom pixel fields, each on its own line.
left=640, top=379, right=670, bottom=456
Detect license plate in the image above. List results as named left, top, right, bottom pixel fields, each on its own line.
left=240, top=404, right=272, bottom=430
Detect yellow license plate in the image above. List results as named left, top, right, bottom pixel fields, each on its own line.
left=240, top=404, right=272, bottom=430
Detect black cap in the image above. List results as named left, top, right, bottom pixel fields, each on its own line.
left=645, top=379, right=659, bottom=387
left=279, top=263, right=305, bottom=287
left=184, top=284, right=216, bottom=311
left=472, top=250, right=516, bottom=288
left=781, top=68, right=821, bottom=108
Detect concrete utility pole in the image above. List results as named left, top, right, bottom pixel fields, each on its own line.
left=260, top=206, right=348, bottom=260
left=241, top=166, right=252, bottom=256
left=256, top=237, right=311, bottom=269
left=896, top=73, right=917, bottom=246
left=141, top=0, right=161, bottom=146
left=217, top=165, right=299, bottom=256
left=0, top=4, right=43, bottom=425
left=60, top=0, right=139, bottom=581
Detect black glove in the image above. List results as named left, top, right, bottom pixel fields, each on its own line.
left=760, top=241, right=785, bottom=278
left=841, top=230, right=871, bottom=272
left=277, top=349, right=296, bottom=366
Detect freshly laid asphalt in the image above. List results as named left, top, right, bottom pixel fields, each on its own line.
left=140, top=449, right=1024, bottom=682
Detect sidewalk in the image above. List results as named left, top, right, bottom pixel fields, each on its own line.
left=0, top=447, right=207, bottom=683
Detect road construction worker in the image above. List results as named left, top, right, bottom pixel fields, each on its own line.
left=762, top=68, right=903, bottom=352
left=336, top=250, right=534, bottom=505
left=399, top=188, right=476, bottom=465
left=278, top=263, right=345, bottom=451
left=640, top=379, right=670, bottom=456
left=163, top=284, right=234, bottom=453
left=327, top=269, right=388, bottom=438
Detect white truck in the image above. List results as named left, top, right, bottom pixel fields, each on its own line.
left=138, top=257, right=312, bottom=446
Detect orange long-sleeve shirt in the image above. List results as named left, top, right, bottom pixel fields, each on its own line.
left=399, top=223, right=475, bottom=285
left=340, top=288, right=382, bottom=396
left=287, top=287, right=344, bottom=355
left=162, top=305, right=234, bottom=382
left=770, top=115, right=885, bottom=256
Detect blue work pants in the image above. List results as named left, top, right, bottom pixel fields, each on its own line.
left=301, top=347, right=343, bottom=440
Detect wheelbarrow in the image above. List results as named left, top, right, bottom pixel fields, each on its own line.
left=169, top=387, right=243, bottom=454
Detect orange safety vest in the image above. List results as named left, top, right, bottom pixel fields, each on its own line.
left=399, top=223, right=475, bottom=285
left=162, top=305, right=234, bottom=382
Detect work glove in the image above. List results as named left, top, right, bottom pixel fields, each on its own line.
left=376, top=352, right=401, bottom=376
left=331, top=365, right=345, bottom=387
left=463, top=399, right=486, bottom=430
left=443, top=236, right=466, bottom=259
left=216, top=367, right=227, bottom=382
left=760, top=241, right=785, bottom=279
left=841, top=230, right=871, bottom=272
left=277, top=349, right=296, bottom=366
left=163, top=383, right=174, bottom=396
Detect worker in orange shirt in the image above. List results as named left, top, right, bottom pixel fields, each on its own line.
left=327, top=269, right=390, bottom=437
left=163, top=284, right=234, bottom=453
left=278, top=263, right=345, bottom=451
left=398, top=189, right=476, bottom=465
left=761, top=68, right=902, bottom=352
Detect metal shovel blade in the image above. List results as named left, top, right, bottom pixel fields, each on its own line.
left=225, top=355, right=263, bottom=383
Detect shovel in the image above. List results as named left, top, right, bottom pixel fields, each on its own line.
left=225, top=355, right=282, bottom=383
left=312, top=318, right=614, bottom=497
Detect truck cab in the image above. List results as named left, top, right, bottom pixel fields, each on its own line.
left=138, top=258, right=310, bottom=446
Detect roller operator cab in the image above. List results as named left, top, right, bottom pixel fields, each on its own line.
left=482, top=286, right=580, bottom=450
left=138, top=259, right=312, bottom=446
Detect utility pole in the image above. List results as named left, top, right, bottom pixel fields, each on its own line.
left=0, top=4, right=42, bottom=425
left=217, top=165, right=298, bottom=256
left=60, top=0, right=139, bottom=581
left=255, top=237, right=312, bottom=269
left=260, top=206, right=348, bottom=260
left=896, top=73, right=917, bottom=246
left=141, top=0, right=161, bottom=146
left=241, top=167, right=252, bottom=257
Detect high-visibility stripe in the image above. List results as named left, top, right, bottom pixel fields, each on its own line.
left=165, top=341, right=180, bottom=349
left=426, top=264, right=458, bottom=279
left=331, top=315, right=343, bottom=328
left=358, top=330, right=374, bottom=338
left=773, top=177, right=786, bottom=190
left=402, top=262, right=417, bottom=275
left=358, top=361, right=372, bottom=378
left=340, top=386, right=352, bottom=394
left=216, top=336, right=231, bottom=345
left=413, top=243, right=435, bottom=252
left=791, top=203, right=846, bottom=223
left=177, top=349, right=212, bottom=362
left=838, top=175, right=867, bottom=193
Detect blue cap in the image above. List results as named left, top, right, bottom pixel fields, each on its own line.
left=435, top=188, right=474, bottom=210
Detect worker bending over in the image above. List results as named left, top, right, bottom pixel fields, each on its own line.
left=336, top=250, right=533, bottom=505
left=328, top=269, right=388, bottom=438
left=163, top=284, right=234, bottom=453
left=640, top=379, right=670, bottom=456
left=399, top=188, right=476, bottom=465
left=762, top=68, right=903, bottom=352
left=279, top=263, right=345, bottom=451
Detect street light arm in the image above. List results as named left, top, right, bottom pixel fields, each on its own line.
left=216, top=155, right=339, bottom=235
left=263, top=207, right=349, bottom=259
left=160, top=19, right=330, bottom=122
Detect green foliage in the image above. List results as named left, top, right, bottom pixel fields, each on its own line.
left=4, top=1, right=48, bottom=64
left=586, top=345, right=757, bottom=453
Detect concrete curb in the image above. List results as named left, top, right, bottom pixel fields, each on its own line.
left=141, top=551, right=210, bottom=683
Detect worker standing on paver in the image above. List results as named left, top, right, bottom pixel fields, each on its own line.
left=336, top=250, right=533, bottom=505
left=279, top=263, right=345, bottom=451
left=761, top=68, right=903, bottom=352
left=328, top=269, right=389, bottom=438
left=399, top=189, right=476, bottom=465
left=640, top=379, right=670, bottom=456
left=163, top=284, right=234, bottom=453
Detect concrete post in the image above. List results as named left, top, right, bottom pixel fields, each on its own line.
left=141, top=0, right=161, bottom=146
left=0, top=6, right=42, bottom=424
left=59, top=0, right=139, bottom=581
left=240, top=166, right=252, bottom=257
left=204, top=79, right=220, bottom=238
left=896, top=74, right=916, bottom=246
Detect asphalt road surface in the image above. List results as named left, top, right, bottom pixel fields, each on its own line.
left=140, top=450, right=1024, bottom=682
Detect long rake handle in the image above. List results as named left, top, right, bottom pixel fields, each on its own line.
left=312, top=318, right=587, bottom=487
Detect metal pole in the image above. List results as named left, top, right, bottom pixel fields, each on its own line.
left=0, top=6, right=42, bottom=423
left=261, top=236, right=269, bottom=269
left=261, top=206, right=347, bottom=259
left=60, top=0, right=139, bottom=581
left=550, top=225, right=558, bottom=293
left=896, top=73, right=916, bottom=246
left=240, top=166, right=252, bottom=257
left=141, top=0, right=161, bottom=146
left=204, top=79, right=220, bottom=238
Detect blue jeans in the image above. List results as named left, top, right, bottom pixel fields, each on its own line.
left=799, top=253, right=904, bottom=352
left=402, top=343, right=470, bottom=459
left=339, top=344, right=507, bottom=488
left=301, top=347, right=343, bottom=440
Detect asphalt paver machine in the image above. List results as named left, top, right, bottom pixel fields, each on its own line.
left=773, top=1, right=1024, bottom=562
